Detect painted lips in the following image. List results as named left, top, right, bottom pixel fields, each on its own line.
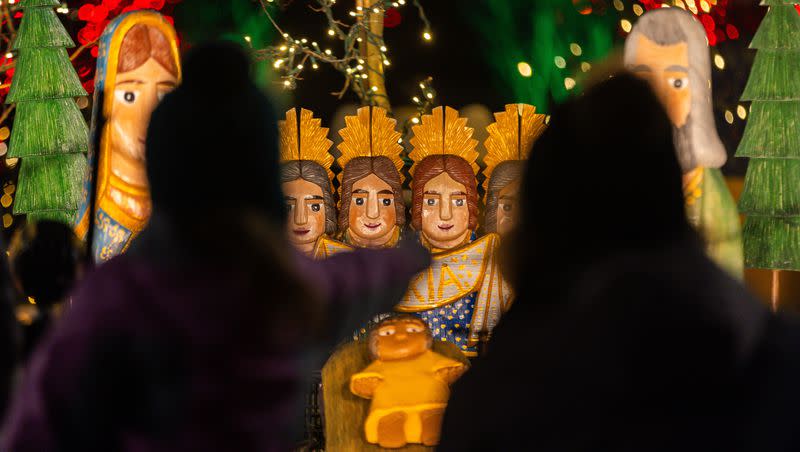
left=293, top=228, right=310, bottom=235
left=438, top=224, right=454, bottom=231
left=364, top=222, right=382, bottom=230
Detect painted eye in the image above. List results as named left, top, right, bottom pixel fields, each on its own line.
left=115, top=89, right=138, bottom=105
left=310, top=203, right=321, bottom=212
left=454, top=199, right=465, bottom=207
left=382, top=199, right=392, bottom=206
left=668, top=77, right=688, bottom=89
left=379, top=328, right=395, bottom=336
left=286, top=203, right=293, bottom=212
left=426, top=199, right=436, bottom=206
left=406, top=325, right=423, bottom=333
left=502, top=203, right=512, bottom=212
left=355, top=198, right=365, bottom=206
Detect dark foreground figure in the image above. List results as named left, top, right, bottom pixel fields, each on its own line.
left=439, top=74, right=800, bottom=452
left=2, top=43, right=428, bottom=452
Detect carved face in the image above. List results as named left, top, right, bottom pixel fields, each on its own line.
left=370, top=317, right=431, bottom=361
left=496, top=179, right=520, bottom=237
left=283, top=178, right=326, bottom=253
left=348, top=173, right=398, bottom=247
left=630, top=35, right=691, bottom=128
left=109, top=57, right=178, bottom=187
left=421, top=172, right=470, bottom=249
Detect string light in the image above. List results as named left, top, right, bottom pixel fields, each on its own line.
left=569, top=43, right=582, bottom=56
left=633, top=4, right=643, bottom=16
left=581, top=62, right=591, bottom=72
left=328, top=28, right=335, bottom=36
left=613, top=0, right=624, bottom=11
left=411, top=117, right=420, bottom=124
left=724, top=110, right=734, bottom=124
left=423, top=31, right=432, bottom=41
left=564, top=77, right=576, bottom=90
left=517, top=61, right=533, bottom=77
left=714, top=54, right=725, bottom=70
left=737, top=105, right=747, bottom=120
left=244, top=36, right=252, bottom=43
left=554, top=56, right=566, bottom=69
left=621, top=19, right=632, bottom=33
left=273, top=59, right=284, bottom=68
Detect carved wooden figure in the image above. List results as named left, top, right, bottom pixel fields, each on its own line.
left=624, top=8, right=743, bottom=278
left=314, top=106, right=405, bottom=258
left=400, top=106, right=511, bottom=356
left=75, top=11, right=181, bottom=262
left=483, top=103, right=547, bottom=236
left=350, top=315, right=467, bottom=448
left=278, top=108, right=336, bottom=256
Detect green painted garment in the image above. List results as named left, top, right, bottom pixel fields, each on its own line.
left=686, top=167, right=744, bottom=278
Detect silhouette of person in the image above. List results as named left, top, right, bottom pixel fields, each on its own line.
left=438, top=74, right=794, bottom=452
left=2, top=42, right=428, bottom=452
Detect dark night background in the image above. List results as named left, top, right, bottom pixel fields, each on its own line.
left=171, top=0, right=765, bottom=176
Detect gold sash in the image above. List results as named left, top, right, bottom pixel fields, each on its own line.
left=397, top=233, right=512, bottom=345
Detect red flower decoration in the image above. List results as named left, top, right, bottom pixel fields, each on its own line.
left=795, top=4, right=800, bottom=15
left=384, top=8, right=401, bottom=28
left=78, top=4, right=94, bottom=21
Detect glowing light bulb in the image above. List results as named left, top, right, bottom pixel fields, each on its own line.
left=570, top=43, right=582, bottom=56
left=328, top=29, right=335, bottom=36
left=273, top=59, right=284, bottom=68
left=621, top=19, right=632, bottom=33
left=517, top=61, right=532, bottom=77
left=564, top=77, right=576, bottom=90
left=737, top=105, right=747, bottom=120
left=724, top=110, right=734, bottom=124
left=423, top=31, right=432, bottom=41
left=244, top=36, right=252, bottom=43
left=714, top=54, right=725, bottom=70
left=411, top=117, right=420, bottom=124
left=371, top=86, right=379, bottom=92
left=554, top=56, right=566, bottom=69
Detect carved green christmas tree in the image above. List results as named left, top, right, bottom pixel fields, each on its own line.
left=6, top=0, right=88, bottom=224
left=737, top=1, right=800, bottom=270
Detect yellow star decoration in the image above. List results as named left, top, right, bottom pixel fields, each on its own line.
left=409, top=106, right=479, bottom=176
left=278, top=107, right=334, bottom=184
left=482, top=103, right=547, bottom=195
left=337, top=106, right=404, bottom=187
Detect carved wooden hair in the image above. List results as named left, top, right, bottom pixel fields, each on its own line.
left=118, top=24, right=179, bottom=76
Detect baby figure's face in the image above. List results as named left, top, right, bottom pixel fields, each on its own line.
left=370, top=318, right=431, bottom=361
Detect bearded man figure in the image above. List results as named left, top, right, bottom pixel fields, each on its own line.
left=624, top=8, right=743, bottom=278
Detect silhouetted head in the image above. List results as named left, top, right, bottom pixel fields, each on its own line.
left=146, top=42, right=284, bottom=223
left=505, top=73, right=693, bottom=289
left=9, top=221, right=85, bottom=307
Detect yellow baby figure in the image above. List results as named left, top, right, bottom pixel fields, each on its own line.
left=350, top=315, right=467, bottom=448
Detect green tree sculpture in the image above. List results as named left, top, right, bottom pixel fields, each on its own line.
left=737, top=0, right=800, bottom=303
left=6, top=0, right=88, bottom=224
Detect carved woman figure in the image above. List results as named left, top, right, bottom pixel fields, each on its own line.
left=398, top=106, right=511, bottom=356
left=338, top=106, right=406, bottom=247
left=75, top=11, right=180, bottom=262
left=278, top=108, right=337, bottom=256
left=483, top=104, right=547, bottom=236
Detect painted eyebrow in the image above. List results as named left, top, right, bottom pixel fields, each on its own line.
left=451, top=191, right=468, bottom=196
left=284, top=196, right=296, bottom=201
left=423, top=191, right=440, bottom=195
left=116, top=79, right=145, bottom=85
left=499, top=195, right=516, bottom=200
left=158, top=81, right=178, bottom=88
left=378, top=190, right=393, bottom=195
left=630, top=64, right=652, bottom=73
left=665, top=65, right=689, bottom=73
left=305, top=195, right=324, bottom=200
left=352, top=189, right=369, bottom=194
